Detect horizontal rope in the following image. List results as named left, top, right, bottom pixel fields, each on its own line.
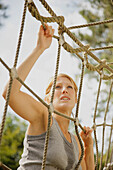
left=68, top=19, right=113, bottom=29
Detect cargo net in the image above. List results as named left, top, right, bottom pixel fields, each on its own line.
left=0, top=0, right=113, bottom=169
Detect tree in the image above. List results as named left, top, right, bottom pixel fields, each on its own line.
left=75, top=0, right=113, bottom=116
left=74, top=0, right=113, bottom=168
left=0, top=0, right=8, bottom=27
left=0, top=113, right=27, bottom=170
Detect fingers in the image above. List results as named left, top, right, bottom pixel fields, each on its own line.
left=40, top=23, right=55, bottom=37
left=84, top=126, right=93, bottom=134
left=80, top=126, right=93, bottom=147
left=80, top=126, right=93, bottom=137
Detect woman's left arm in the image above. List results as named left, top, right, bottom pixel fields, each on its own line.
left=80, top=126, right=95, bottom=170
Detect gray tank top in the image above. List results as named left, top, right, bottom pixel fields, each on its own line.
left=17, top=117, right=82, bottom=170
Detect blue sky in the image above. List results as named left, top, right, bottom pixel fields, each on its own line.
left=0, top=0, right=112, bottom=152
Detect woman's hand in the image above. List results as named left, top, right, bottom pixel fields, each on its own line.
left=36, top=23, right=55, bottom=51
left=80, top=126, right=93, bottom=147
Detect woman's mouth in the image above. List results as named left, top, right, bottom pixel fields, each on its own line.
left=60, top=96, right=70, bottom=101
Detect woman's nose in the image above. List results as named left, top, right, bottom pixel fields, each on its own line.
left=62, top=87, right=68, bottom=94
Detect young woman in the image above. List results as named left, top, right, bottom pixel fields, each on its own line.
left=2, top=24, right=95, bottom=170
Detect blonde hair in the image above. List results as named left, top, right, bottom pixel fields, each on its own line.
left=45, top=73, right=78, bottom=96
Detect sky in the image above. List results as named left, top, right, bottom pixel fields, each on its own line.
left=0, top=0, right=113, bottom=152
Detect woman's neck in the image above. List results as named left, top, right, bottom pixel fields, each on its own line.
left=53, top=114, right=70, bottom=133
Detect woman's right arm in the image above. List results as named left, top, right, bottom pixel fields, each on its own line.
left=2, top=24, right=54, bottom=123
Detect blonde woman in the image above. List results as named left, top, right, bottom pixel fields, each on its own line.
left=3, top=24, right=95, bottom=170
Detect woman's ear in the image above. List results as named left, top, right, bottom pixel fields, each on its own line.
left=44, top=94, right=51, bottom=104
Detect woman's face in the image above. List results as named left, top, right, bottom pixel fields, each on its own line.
left=52, top=76, right=77, bottom=114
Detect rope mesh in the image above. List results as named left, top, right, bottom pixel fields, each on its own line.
left=0, top=0, right=113, bottom=169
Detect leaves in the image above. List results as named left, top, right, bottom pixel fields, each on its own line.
left=75, top=0, right=113, bottom=117
left=0, top=113, right=27, bottom=169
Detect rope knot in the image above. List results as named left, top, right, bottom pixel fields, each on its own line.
left=58, top=34, right=65, bottom=46
left=10, top=67, right=18, bottom=80
left=58, top=26, right=64, bottom=35
left=103, top=121, right=106, bottom=128
left=74, top=117, right=79, bottom=126
left=92, top=123, right=96, bottom=130
left=48, top=103, right=54, bottom=113
left=28, top=0, right=33, bottom=3
left=100, top=71, right=104, bottom=79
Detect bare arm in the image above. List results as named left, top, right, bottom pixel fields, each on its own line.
left=2, top=24, right=54, bottom=123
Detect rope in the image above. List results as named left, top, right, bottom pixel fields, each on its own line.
left=110, top=144, right=113, bottom=164
left=14, top=0, right=28, bottom=67
left=68, top=19, right=113, bottom=30
left=28, top=1, right=64, bottom=24
left=0, top=58, right=11, bottom=72
left=99, top=80, right=113, bottom=170
left=0, top=0, right=27, bottom=150
left=0, top=57, right=85, bottom=128
left=105, top=118, right=113, bottom=167
left=28, top=0, right=113, bottom=75
left=0, top=0, right=113, bottom=169
left=74, top=61, right=85, bottom=169
left=0, top=162, right=12, bottom=170
left=93, top=76, right=102, bottom=169
left=0, top=77, right=13, bottom=146
left=41, top=42, right=61, bottom=170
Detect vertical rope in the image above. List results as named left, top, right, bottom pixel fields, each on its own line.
left=105, top=118, right=113, bottom=167
left=41, top=43, right=61, bottom=170
left=0, top=77, right=13, bottom=146
left=99, top=81, right=113, bottom=170
left=75, top=61, right=85, bottom=118
left=14, top=0, right=28, bottom=67
left=74, top=60, right=85, bottom=169
left=110, top=144, right=113, bottom=164
left=93, top=77, right=102, bottom=169
left=50, top=44, right=61, bottom=103
left=0, top=0, right=27, bottom=162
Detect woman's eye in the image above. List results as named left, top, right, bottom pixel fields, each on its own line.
left=55, top=86, right=61, bottom=89
left=68, top=86, right=73, bottom=89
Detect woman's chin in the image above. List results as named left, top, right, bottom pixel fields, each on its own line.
left=54, top=104, right=72, bottom=114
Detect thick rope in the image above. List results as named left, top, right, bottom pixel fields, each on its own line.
left=28, top=1, right=64, bottom=24
left=28, top=0, right=113, bottom=75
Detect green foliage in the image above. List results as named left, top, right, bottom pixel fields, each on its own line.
left=0, top=113, right=27, bottom=170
